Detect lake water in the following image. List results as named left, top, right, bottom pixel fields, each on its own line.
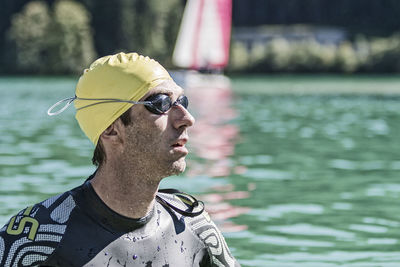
left=1, top=75, right=400, bottom=266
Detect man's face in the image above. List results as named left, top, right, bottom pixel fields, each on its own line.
left=120, top=80, right=195, bottom=180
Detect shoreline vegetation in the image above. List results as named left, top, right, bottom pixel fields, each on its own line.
left=1, top=0, right=400, bottom=76
left=228, top=34, right=400, bottom=74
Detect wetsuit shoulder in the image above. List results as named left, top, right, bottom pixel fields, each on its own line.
left=156, top=189, right=240, bottom=267
left=0, top=191, right=76, bottom=267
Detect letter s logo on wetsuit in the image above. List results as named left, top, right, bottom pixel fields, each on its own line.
left=6, top=206, right=39, bottom=241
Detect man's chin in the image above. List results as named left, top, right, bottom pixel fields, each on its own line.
left=169, top=159, right=187, bottom=175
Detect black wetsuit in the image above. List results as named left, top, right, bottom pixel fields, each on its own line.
left=0, top=177, right=240, bottom=266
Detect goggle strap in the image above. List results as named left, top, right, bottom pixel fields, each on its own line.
left=47, top=96, right=151, bottom=116
left=47, top=95, right=187, bottom=116
left=47, top=96, right=76, bottom=116
left=74, top=98, right=150, bottom=112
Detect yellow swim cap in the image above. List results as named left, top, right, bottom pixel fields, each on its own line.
left=75, top=52, right=172, bottom=145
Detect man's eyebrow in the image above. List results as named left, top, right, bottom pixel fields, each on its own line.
left=155, top=90, right=173, bottom=96
left=149, top=88, right=184, bottom=96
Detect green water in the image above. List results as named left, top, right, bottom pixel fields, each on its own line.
left=1, top=76, right=400, bottom=266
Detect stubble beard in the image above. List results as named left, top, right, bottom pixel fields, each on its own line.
left=122, top=125, right=187, bottom=182
left=165, top=156, right=187, bottom=176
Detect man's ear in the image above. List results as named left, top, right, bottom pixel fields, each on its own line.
left=99, top=119, right=125, bottom=145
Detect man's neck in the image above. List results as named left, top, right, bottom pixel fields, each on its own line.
left=90, top=166, right=160, bottom=219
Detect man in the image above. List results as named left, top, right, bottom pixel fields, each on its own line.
left=0, top=52, right=240, bottom=266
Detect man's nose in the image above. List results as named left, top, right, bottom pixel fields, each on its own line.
left=171, top=104, right=195, bottom=129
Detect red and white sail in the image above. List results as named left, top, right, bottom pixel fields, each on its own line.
left=173, top=0, right=232, bottom=70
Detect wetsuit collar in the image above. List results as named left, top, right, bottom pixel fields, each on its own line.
left=73, top=178, right=155, bottom=233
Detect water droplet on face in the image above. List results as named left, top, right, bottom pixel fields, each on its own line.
left=133, top=254, right=138, bottom=260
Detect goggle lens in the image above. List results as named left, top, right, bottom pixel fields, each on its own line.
left=144, top=94, right=189, bottom=115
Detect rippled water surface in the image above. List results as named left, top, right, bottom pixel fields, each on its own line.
left=1, top=76, right=400, bottom=266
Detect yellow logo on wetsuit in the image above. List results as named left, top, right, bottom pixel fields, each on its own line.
left=6, top=206, right=39, bottom=241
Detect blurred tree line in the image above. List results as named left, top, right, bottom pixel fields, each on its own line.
left=229, top=35, right=400, bottom=74
left=233, top=0, right=400, bottom=38
left=0, top=0, right=400, bottom=74
left=229, top=0, right=400, bottom=73
left=0, top=0, right=184, bottom=74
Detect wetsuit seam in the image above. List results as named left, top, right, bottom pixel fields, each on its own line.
left=187, top=216, right=208, bottom=247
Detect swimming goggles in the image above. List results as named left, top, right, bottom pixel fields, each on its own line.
left=47, top=94, right=189, bottom=116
